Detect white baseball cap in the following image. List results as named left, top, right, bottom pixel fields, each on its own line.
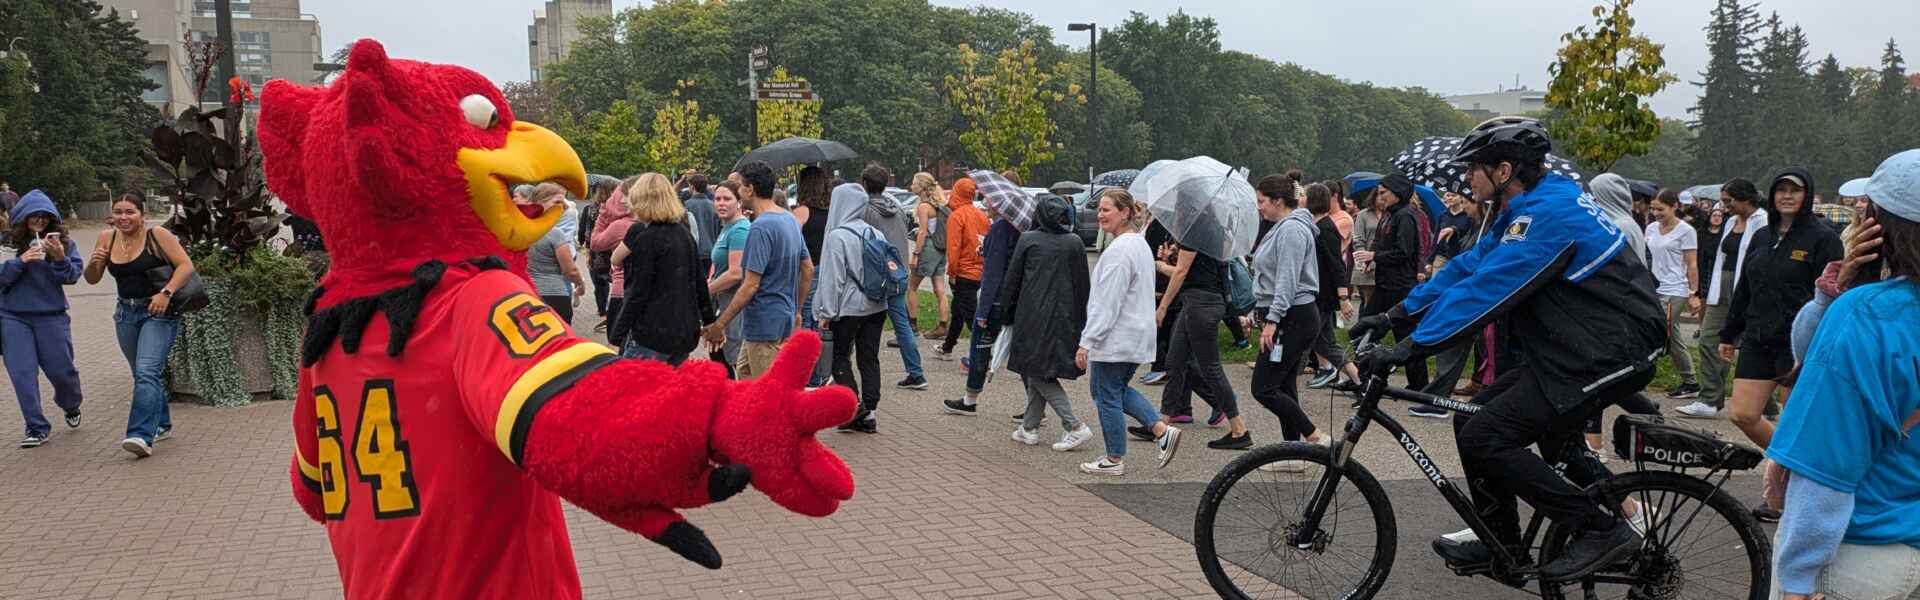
left=1865, top=149, right=1920, bottom=222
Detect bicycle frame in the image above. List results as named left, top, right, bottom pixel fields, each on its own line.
left=1289, top=371, right=1540, bottom=573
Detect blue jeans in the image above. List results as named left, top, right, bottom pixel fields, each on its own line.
left=2, top=312, right=83, bottom=437
left=621, top=340, right=686, bottom=366
left=1090, top=362, right=1160, bottom=458
left=887, top=293, right=923, bottom=379
left=114, top=300, right=178, bottom=444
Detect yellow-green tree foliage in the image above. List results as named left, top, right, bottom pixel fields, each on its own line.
left=1546, top=0, right=1677, bottom=172
left=756, top=67, right=822, bottom=146
left=646, top=80, right=722, bottom=174
left=578, top=100, right=650, bottom=177
left=944, top=40, right=1077, bottom=181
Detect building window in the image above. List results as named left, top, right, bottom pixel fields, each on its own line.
left=141, top=61, right=171, bottom=103
left=193, top=0, right=253, bottom=18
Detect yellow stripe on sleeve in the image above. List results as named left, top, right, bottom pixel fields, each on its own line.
left=493, top=342, right=618, bottom=465
left=295, top=444, right=323, bottom=482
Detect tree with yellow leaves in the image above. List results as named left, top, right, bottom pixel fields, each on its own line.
left=944, top=39, right=1079, bottom=181
left=756, top=67, right=822, bottom=146
left=646, top=80, right=722, bottom=174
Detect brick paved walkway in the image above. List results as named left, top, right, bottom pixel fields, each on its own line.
left=0, top=227, right=1219, bottom=600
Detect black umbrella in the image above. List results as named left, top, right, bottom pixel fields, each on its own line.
left=732, top=137, right=858, bottom=171
left=1389, top=136, right=1586, bottom=194
left=1091, top=169, right=1140, bottom=189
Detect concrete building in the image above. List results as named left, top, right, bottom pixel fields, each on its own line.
left=527, top=0, right=612, bottom=81
left=1444, top=86, right=1547, bottom=120
left=104, top=0, right=323, bottom=113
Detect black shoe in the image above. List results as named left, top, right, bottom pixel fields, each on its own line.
left=941, top=399, right=977, bottom=416
left=895, top=375, right=929, bottom=390
left=1127, top=425, right=1156, bottom=441
left=1408, top=404, right=1450, bottom=418
left=886, top=338, right=901, bottom=348
left=1665, top=383, right=1701, bottom=400
left=1432, top=537, right=1493, bottom=566
left=1207, top=431, right=1252, bottom=450
left=1539, top=521, right=1641, bottom=582
left=853, top=416, right=878, bottom=434
left=1751, top=506, right=1781, bottom=523
left=63, top=411, right=81, bottom=429
left=19, top=432, right=49, bottom=448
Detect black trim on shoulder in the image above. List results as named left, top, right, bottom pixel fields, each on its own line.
left=507, top=351, right=618, bottom=466
left=301, top=257, right=510, bottom=366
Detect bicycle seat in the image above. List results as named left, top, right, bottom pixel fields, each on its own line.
left=1611, top=414, right=1764, bottom=471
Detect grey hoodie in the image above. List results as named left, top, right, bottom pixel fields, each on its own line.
left=1253, top=207, right=1320, bottom=322
left=1590, top=173, right=1649, bottom=263
left=862, top=191, right=910, bottom=266
left=814, top=183, right=888, bottom=321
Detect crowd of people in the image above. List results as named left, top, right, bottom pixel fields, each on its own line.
left=4, top=125, right=1916, bottom=598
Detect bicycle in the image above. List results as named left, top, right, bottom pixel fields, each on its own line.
left=1194, top=338, right=1772, bottom=600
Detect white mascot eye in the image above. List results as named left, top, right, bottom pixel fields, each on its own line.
left=461, top=94, right=499, bottom=129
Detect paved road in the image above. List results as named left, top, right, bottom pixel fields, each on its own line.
left=0, top=227, right=1781, bottom=599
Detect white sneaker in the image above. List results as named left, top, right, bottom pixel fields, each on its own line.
left=1011, top=427, right=1041, bottom=446
left=1155, top=426, right=1183, bottom=468
left=1587, top=441, right=1609, bottom=464
left=1052, top=425, right=1094, bottom=452
left=1080, top=457, right=1125, bottom=476
left=1440, top=527, right=1478, bottom=544
left=120, top=437, right=153, bottom=458
left=1675, top=402, right=1721, bottom=419
left=1625, top=501, right=1657, bottom=536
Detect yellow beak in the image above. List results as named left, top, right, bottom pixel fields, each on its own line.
left=456, top=121, right=589, bottom=250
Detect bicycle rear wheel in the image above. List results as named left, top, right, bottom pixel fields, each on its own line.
left=1537, top=470, right=1770, bottom=600
left=1195, top=442, right=1397, bottom=600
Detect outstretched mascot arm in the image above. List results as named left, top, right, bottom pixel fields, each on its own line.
left=444, top=270, right=857, bottom=569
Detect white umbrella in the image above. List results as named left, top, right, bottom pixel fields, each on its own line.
left=1127, top=156, right=1259, bottom=261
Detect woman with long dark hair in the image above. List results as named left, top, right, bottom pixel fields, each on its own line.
left=2, top=190, right=84, bottom=448
left=1246, top=176, right=1332, bottom=468
left=83, top=192, right=196, bottom=458
left=1767, top=149, right=1920, bottom=600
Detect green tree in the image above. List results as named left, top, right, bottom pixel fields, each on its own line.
left=943, top=40, right=1070, bottom=179
left=1032, top=53, right=1152, bottom=184
left=645, top=80, right=722, bottom=175
left=1867, top=39, right=1910, bottom=163
left=1748, top=13, right=1814, bottom=176
left=1100, top=11, right=1225, bottom=160
left=577, top=100, right=649, bottom=177
left=755, top=66, right=822, bottom=145
left=1547, top=0, right=1678, bottom=173
left=501, top=80, right=559, bottom=126
left=1611, top=118, right=1699, bottom=185
left=0, top=0, right=160, bottom=209
left=1809, top=54, right=1860, bottom=189
left=1688, top=0, right=1763, bottom=182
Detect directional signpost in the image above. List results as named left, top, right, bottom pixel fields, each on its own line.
left=756, top=80, right=816, bottom=102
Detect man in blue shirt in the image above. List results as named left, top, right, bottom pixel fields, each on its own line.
left=705, top=161, right=813, bottom=378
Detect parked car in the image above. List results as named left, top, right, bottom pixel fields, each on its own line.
left=1066, top=186, right=1109, bottom=248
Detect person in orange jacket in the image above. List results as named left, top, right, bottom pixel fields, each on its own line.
left=940, top=177, right=989, bottom=357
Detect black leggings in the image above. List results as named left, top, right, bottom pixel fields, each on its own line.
left=541, top=295, right=575, bottom=327
left=1360, top=286, right=1425, bottom=390
left=1251, top=304, right=1322, bottom=440
left=1161, top=290, right=1238, bottom=419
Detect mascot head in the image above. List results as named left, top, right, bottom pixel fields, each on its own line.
left=259, top=39, right=586, bottom=303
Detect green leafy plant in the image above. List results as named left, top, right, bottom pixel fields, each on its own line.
left=944, top=40, right=1078, bottom=180
left=1546, top=0, right=1678, bottom=172
left=143, top=102, right=282, bottom=260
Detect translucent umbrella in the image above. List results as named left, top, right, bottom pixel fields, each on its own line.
left=1127, top=156, right=1259, bottom=261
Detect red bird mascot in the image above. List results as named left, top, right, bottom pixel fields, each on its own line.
left=258, top=39, right=857, bottom=599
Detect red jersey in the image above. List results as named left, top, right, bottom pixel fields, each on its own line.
left=292, top=264, right=616, bottom=599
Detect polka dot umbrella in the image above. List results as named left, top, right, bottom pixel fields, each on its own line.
left=1389, top=136, right=1587, bottom=195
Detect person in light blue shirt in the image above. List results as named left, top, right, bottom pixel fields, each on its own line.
left=1768, top=148, right=1920, bottom=600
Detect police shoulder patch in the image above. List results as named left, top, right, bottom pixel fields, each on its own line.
left=1502, top=216, right=1532, bottom=243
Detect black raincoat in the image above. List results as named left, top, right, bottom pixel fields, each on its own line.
left=999, top=194, right=1091, bottom=380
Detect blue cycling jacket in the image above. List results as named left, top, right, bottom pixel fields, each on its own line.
left=1400, top=175, right=1666, bottom=412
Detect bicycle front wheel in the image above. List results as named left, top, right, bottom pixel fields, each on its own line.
left=1195, top=442, right=1397, bottom=600
left=1538, top=470, right=1770, bottom=600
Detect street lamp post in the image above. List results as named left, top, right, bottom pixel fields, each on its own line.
left=1068, top=23, right=1095, bottom=183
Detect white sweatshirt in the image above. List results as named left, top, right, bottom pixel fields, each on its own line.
left=1080, top=232, right=1157, bottom=364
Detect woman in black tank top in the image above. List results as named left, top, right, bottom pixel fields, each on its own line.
left=81, top=193, right=197, bottom=457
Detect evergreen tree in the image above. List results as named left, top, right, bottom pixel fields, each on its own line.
left=1811, top=54, right=1861, bottom=186
left=1750, top=13, right=1813, bottom=177
left=1688, top=0, right=1762, bottom=181
left=0, top=0, right=160, bottom=209
left=1867, top=39, right=1910, bottom=163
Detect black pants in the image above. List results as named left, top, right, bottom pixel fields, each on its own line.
left=1455, top=365, right=1655, bottom=544
left=945, top=278, right=980, bottom=354
left=1151, top=297, right=1180, bottom=372
left=1252, top=304, right=1321, bottom=440
left=1585, top=391, right=1661, bottom=433
left=830, top=312, right=886, bottom=415
left=590, top=269, right=612, bottom=316
left=1361, top=286, right=1426, bottom=391
left=1423, top=335, right=1476, bottom=398
left=1223, top=312, right=1247, bottom=344
left=1162, top=290, right=1238, bottom=419
left=541, top=295, right=575, bottom=327
left=1311, top=306, right=1349, bottom=369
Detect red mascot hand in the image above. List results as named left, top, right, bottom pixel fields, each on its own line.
left=711, top=331, right=858, bottom=518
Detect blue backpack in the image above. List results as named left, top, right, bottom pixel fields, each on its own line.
left=1225, top=256, right=1256, bottom=316
left=839, top=225, right=909, bottom=301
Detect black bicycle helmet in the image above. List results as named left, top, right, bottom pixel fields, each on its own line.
left=1450, top=116, right=1552, bottom=167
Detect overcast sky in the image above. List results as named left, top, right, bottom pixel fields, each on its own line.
left=300, top=0, right=1916, bottom=118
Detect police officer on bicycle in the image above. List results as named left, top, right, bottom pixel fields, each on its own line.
left=1349, top=117, right=1667, bottom=582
